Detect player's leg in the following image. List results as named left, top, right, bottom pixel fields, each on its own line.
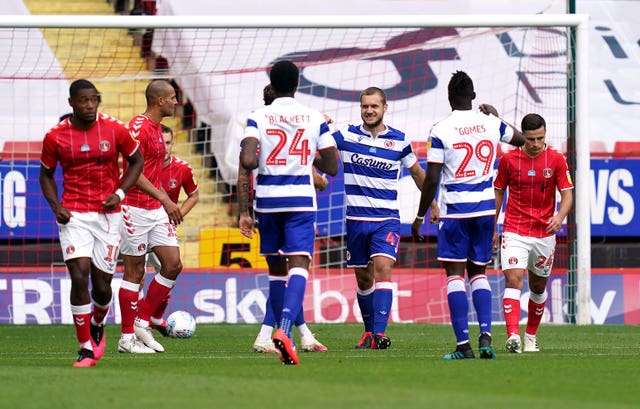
left=346, top=220, right=375, bottom=348
left=118, top=205, right=156, bottom=353
left=271, top=212, right=315, bottom=365
left=133, top=208, right=182, bottom=352
left=524, top=236, right=555, bottom=352
left=368, top=219, right=400, bottom=349
left=467, top=215, right=497, bottom=359
left=59, top=212, right=101, bottom=367
left=437, top=218, right=475, bottom=359
left=500, top=232, right=530, bottom=353
left=254, top=257, right=285, bottom=354
left=144, top=252, right=170, bottom=336
left=87, top=212, right=121, bottom=360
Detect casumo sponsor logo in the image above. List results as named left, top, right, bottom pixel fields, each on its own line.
left=350, top=153, right=392, bottom=170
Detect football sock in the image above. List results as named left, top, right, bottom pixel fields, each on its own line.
left=526, top=289, right=548, bottom=336
left=470, top=274, right=493, bottom=334
left=262, top=295, right=277, bottom=327
left=447, top=276, right=470, bottom=343
left=357, top=285, right=375, bottom=333
left=118, top=280, right=140, bottom=334
left=279, top=267, right=308, bottom=338
left=373, top=280, right=393, bottom=335
left=138, top=274, right=174, bottom=322
left=152, top=292, right=171, bottom=322
left=268, top=275, right=287, bottom=325
left=91, top=298, right=110, bottom=326
left=70, top=303, right=92, bottom=349
left=503, top=287, right=522, bottom=336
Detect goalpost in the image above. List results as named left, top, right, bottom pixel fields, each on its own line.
left=0, top=14, right=590, bottom=325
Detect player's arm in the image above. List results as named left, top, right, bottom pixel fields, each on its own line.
left=412, top=162, right=442, bottom=241
left=313, top=146, right=338, bottom=177
left=179, top=190, right=199, bottom=218
left=547, top=188, right=573, bottom=234
left=135, top=173, right=183, bottom=225
left=479, top=103, right=525, bottom=147
left=493, top=187, right=506, bottom=250
left=238, top=137, right=258, bottom=239
left=39, top=163, right=71, bottom=224
left=103, top=150, right=143, bottom=211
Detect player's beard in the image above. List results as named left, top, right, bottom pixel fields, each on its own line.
left=362, top=115, right=383, bottom=131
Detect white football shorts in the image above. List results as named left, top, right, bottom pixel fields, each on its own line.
left=58, top=211, right=122, bottom=274
left=500, top=231, right=556, bottom=277
left=120, top=205, right=178, bottom=256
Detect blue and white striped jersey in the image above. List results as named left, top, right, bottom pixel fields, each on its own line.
left=333, top=124, right=417, bottom=221
left=243, top=97, right=334, bottom=213
left=428, top=110, right=515, bottom=219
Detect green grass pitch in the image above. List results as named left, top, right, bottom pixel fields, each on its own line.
left=0, top=323, right=637, bottom=409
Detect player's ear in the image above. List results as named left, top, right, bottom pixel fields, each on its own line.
left=471, top=91, right=476, bottom=100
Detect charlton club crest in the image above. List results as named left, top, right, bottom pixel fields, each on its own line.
left=542, top=168, right=553, bottom=178
left=168, top=179, right=178, bottom=189
left=66, top=245, right=75, bottom=255
left=99, top=140, right=111, bottom=152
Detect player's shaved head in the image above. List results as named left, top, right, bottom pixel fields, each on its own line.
left=145, top=79, right=173, bottom=104
left=269, top=60, right=299, bottom=94
left=263, top=84, right=276, bottom=105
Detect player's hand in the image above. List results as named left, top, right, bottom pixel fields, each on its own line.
left=545, top=216, right=562, bottom=234
left=479, top=104, right=499, bottom=117
left=102, top=193, right=120, bottom=211
left=54, top=206, right=72, bottom=224
left=411, top=217, right=425, bottom=242
left=314, top=173, right=329, bottom=191
left=162, top=199, right=183, bottom=225
left=429, top=202, right=440, bottom=224
left=492, top=232, right=499, bottom=251
left=238, top=212, right=255, bottom=239
left=323, top=114, right=333, bottom=124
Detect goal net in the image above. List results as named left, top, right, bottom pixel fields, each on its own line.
left=0, top=14, right=590, bottom=326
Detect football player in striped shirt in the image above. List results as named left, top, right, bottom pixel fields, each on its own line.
left=332, top=87, right=427, bottom=350
left=238, top=61, right=338, bottom=364
left=412, top=71, right=525, bottom=360
left=494, top=113, right=573, bottom=354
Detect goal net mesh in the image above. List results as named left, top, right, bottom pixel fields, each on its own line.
left=0, top=19, right=581, bottom=326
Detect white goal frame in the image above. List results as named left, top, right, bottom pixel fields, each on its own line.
left=0, top=13, right=591, bottom=325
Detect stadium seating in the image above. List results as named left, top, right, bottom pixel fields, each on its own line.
left=0, top=141, right=43, bottom=162
left=613, top=141, right=640, bottom=157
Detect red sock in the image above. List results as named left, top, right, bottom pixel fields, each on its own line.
left=526, top=299, right=546, bottom=336
left=73, top=312, right=92, bottom=345
left=153, top=293, right=171, bottom=321
left=139, top=277, right=172, bottom=322
left=503, top=297, right=521, bottom=336
left=92, top=304, right=109, bottom=325
left=119, top=285, right=139, bottom=334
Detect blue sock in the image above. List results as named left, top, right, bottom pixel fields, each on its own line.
left=294, top=307, right=305, bottom=327
left=269, top=278, right=286, bottom=326
left=470, top=275, right=493, bottom=334
left=448, top=291, right=470, bottom=343
left=279, top=271, right=307, bottom=338
left=373, top=285, right=393, bottom=335
left=262, top=296, right=277, bottom=327
left=357, top=290, right=374, bottom=333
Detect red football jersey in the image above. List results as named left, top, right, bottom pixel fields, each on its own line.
left=494, top=145, right=573, bottom=238
left=160, top=156, right=199, bottom=204
left=122, top=114, right=166, bottom=210
left=40, top=114, right=139, bottom=213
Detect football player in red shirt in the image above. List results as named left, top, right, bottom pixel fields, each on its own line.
left=117, top=79, right=183, bottom=354
left=493, top=113, right=574, bottom=354
left=143, top=124, right=199, bottom=336
left=40, top=79, right=143, bottom=367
